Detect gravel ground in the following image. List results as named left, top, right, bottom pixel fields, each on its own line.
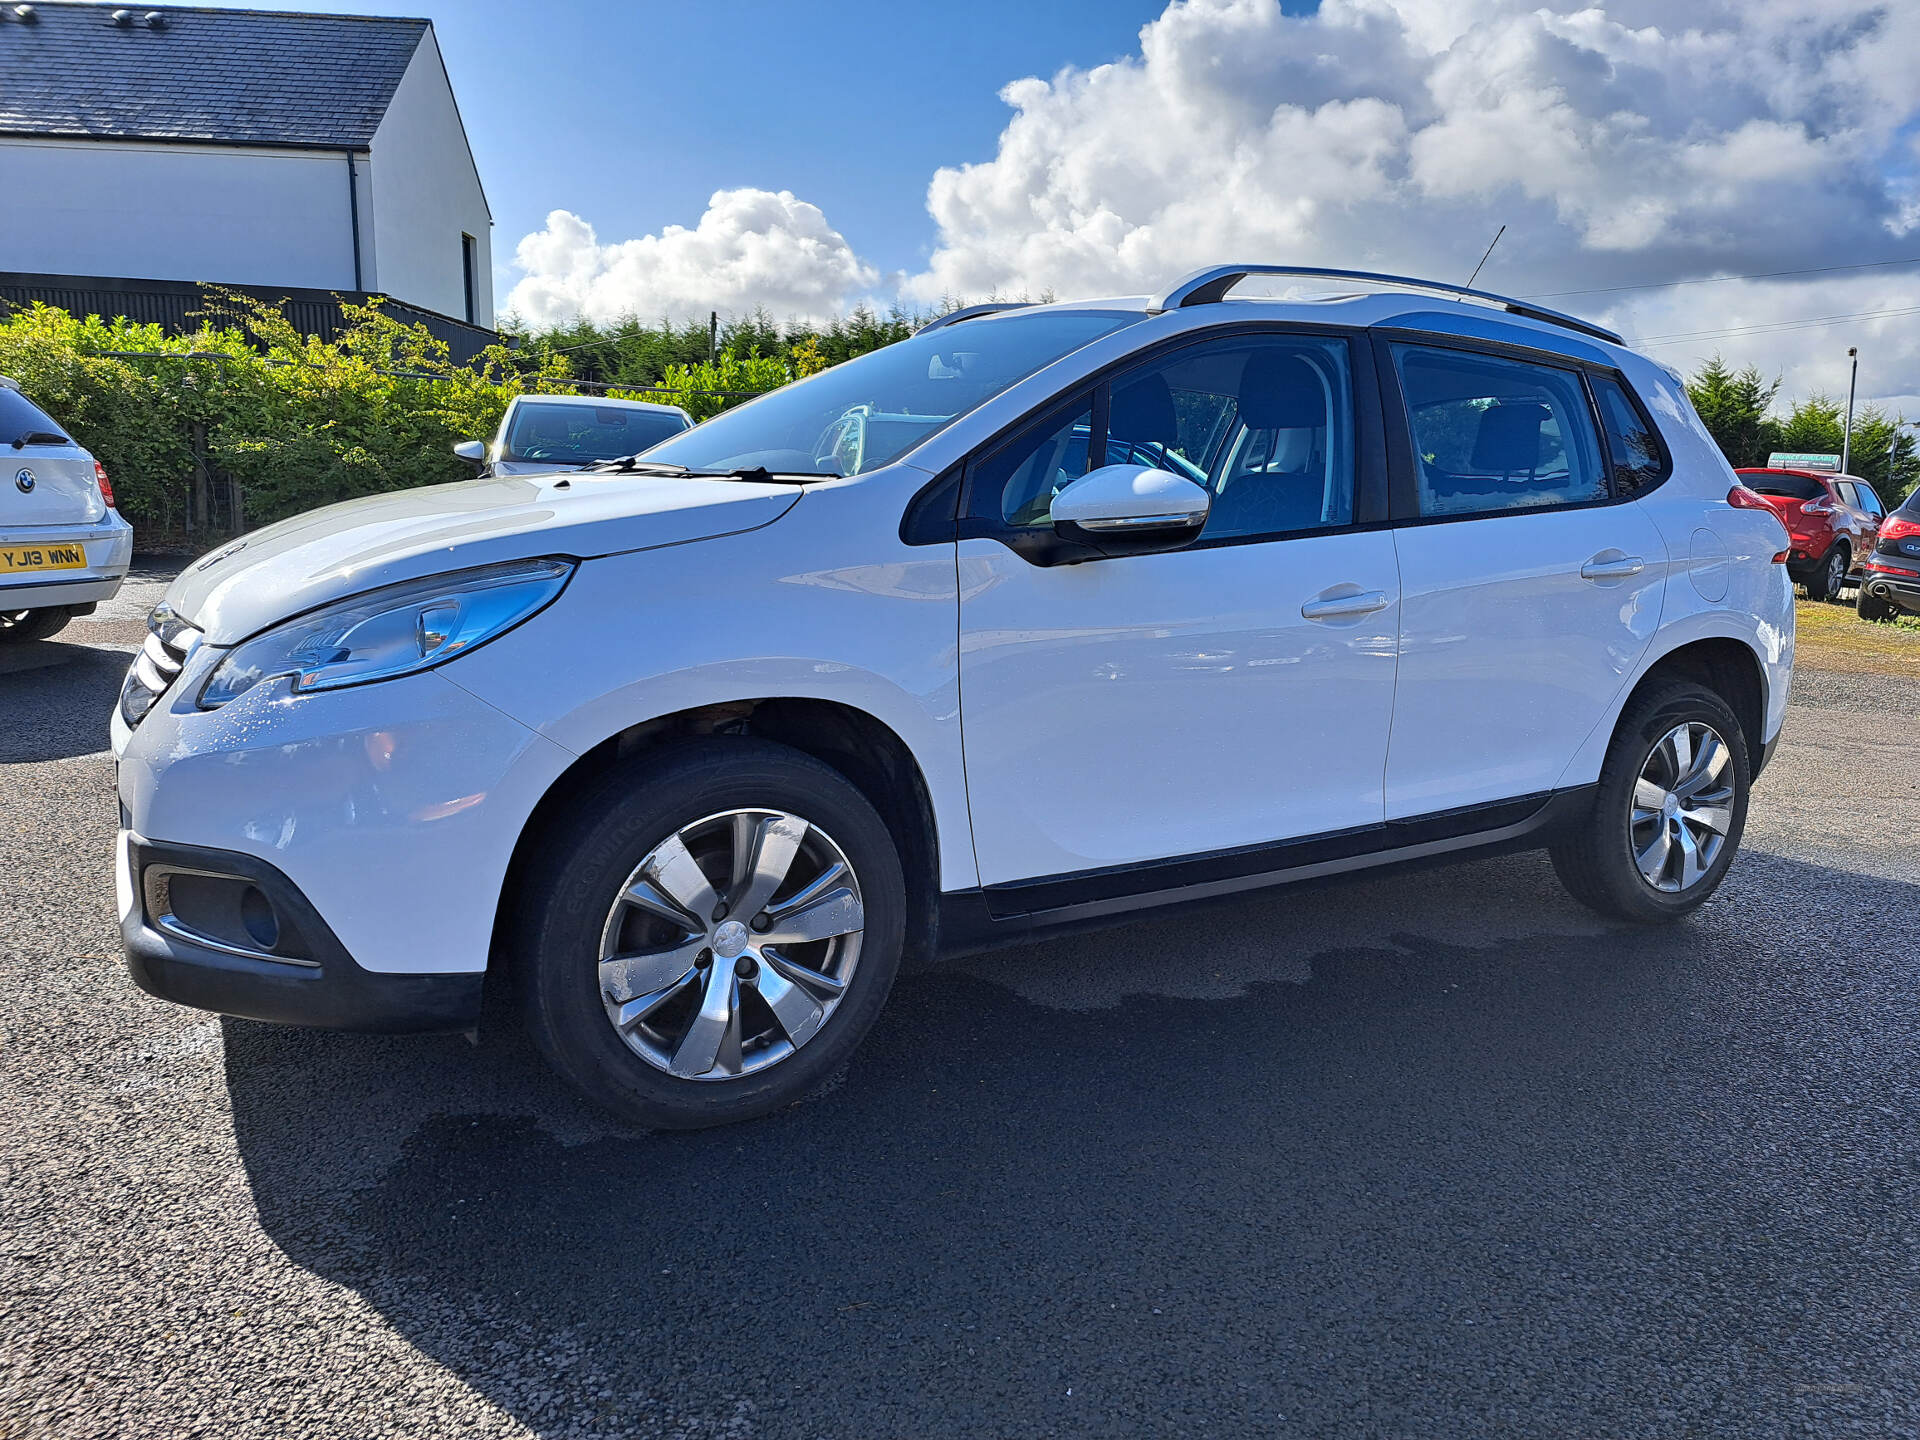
left=3, top=563, right=1918, bottom=1438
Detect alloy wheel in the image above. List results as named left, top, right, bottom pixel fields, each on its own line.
left=1629, top=722, right=1735, bottom=893
left=1828, top=549, right=1847, bottom=594
left=597, top=808, right=865, bottom=1081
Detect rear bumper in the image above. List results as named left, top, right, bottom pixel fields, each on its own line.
left=1860, top=566, right=1920, bottom=611
left=119, top=832, right=485, bottom=1032
left=0, top=511, right=133, bottom=609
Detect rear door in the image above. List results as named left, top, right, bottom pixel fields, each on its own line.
left=0, top=387, right=101, bottom=528
left=1378, top=339, right=1667, bottom=819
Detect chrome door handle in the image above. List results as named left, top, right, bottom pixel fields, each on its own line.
left=1300, top=589, right=1390, bottom=621
left=1580, top=554, right=1645, bottom=581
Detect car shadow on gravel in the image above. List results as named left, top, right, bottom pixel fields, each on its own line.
left=0, top=640, right=128, bottom=761
left=222, top=855, right=1920, bottom=1439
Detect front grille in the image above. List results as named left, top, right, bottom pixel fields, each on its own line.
left=119, top=603, right=202, bottom=730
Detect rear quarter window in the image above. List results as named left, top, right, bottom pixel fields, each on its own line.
left=1590, top=375, right=1670, bottom=498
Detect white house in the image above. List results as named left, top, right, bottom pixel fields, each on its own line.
left=0, top=1, right=493, bottom=337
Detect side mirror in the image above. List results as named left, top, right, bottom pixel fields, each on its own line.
left=453, top=439, right=488, bottom=469
left=1049, top=463, right=1209, bottom=555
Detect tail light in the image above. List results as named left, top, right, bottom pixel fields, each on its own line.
left=1800, top=497, right=1833, bottom=515
left=1880, top=514, right=1919, bottom=542
left=1729, top=484, right=1792, bottom=548
left=1877, top=513, right=1920, bottom=557
left=94, top=460, right=116, bottom=509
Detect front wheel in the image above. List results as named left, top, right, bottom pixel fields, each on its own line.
left=1550, top=680, right=1750, bottom=923
left=516, top=739, right=906, bottom=1129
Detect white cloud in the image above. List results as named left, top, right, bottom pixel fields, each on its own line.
left=901, top=0, right=1920, bottom=408
left=502, top=189, right=880, bottom=329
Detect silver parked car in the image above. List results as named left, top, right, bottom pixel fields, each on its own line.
left=454, top=393, right=692, bottom=477
left=0, top=376, right=132, bottom=642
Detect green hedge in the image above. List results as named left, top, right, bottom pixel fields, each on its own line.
left=0, top=294, right=808, bottom=542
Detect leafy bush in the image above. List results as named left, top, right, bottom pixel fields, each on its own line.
left=0, top=295, right=607, bottom=540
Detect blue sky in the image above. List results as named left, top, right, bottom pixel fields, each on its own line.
left=212, top=0, right=1181, bottom=291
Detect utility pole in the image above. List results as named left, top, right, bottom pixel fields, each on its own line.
left=1842, top=346, right=1859, bottom=474
left=709, top=311, right=718, bottom=363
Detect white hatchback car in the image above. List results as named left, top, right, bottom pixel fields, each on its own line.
left=114, top=266, right=1794, bottom=1129
left=454, top=393, right=692, bottom=477
left=1, top=376, right=132, bottom=642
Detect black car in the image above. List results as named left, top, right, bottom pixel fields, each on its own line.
left=1858, top=486, right=1920, bottom=621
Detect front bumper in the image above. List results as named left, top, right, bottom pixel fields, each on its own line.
left=116, top=646, right=577, bottom=992
left=120, top=833, right=485, bottom=1030
left=0, top=511, right=133, bottom=610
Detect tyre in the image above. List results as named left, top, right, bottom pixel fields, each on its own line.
left=1857, top=586, right=1898, bottom=623
left=1804, top=543, right=1848, bottom=601
left=0, top=607, right=71, bottom=643
left=1549, top=680, right=1750, bottom=923
left=516, top=738, right=906, bottom=1129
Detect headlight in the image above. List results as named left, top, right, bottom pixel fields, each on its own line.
left=198, top=558, right=573, bottom=709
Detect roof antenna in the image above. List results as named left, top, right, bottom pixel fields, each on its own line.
left=1463, top=224, right=1506, bottom=293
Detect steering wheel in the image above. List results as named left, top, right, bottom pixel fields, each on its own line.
left=815, top=406, right=869, bottom=476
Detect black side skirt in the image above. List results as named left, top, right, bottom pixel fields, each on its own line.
left=936, top=786, right=1597, bottom=958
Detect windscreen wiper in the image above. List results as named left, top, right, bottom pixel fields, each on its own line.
left=584, top=456, right=836, bottom=483
left=707, top=466, right=839, bottom=484
left=10, top=430, right=69, bottom=450
left=584, top=456, right=692, bottom=475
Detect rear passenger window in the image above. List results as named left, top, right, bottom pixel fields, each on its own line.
left=1590, top=375, right=1669, bottom=497
left=1392, top=344, right=1605, bottom=518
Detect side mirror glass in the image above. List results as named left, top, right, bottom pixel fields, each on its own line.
left=1049, top=463, right=1209, bottom=554
left=453, top=439, right=488, bottom=467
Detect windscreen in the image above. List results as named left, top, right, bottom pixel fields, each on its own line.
left=506, top=403, right=688, bottom=465
left=641, top=310, right=1144, bottom=476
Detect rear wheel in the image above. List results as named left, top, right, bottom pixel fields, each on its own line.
left=1805, top=543, right=1848, bottom=601
left=516, top=739, right=906, bottom=1129
left=1857, top=586, right=1898, bottom=623
left=1550, top=680, right=1750, bottom=923
left=0, top=608, right=71, bottom=643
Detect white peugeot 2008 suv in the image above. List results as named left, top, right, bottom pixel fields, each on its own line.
left=113, top=266, right=1795, bottom=1129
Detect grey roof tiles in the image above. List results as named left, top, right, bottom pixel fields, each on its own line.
left=0, top=3, right=428, bottom=149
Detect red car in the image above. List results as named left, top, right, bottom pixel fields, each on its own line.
left=1733, top=468, right=1886, bottom=600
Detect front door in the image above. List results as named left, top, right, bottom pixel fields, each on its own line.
left=956, top=331, right=1401, bottom=895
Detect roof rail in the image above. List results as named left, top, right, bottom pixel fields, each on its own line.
left=1147, top=265, right=1623, bottom=346
left=915, top=301, right=1035, bottom=336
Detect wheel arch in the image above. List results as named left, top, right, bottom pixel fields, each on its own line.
left=491, top=697, right=945, bottom=978
left=1619, top=636, right=1767, bottom=773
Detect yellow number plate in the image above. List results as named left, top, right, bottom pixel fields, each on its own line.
left=0, top=543, right=86, bottom=574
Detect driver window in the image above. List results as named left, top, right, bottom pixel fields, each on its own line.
left=1106, top=335, right=1355, bottom=540
left=983, top=398, right=1095, bottom=528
